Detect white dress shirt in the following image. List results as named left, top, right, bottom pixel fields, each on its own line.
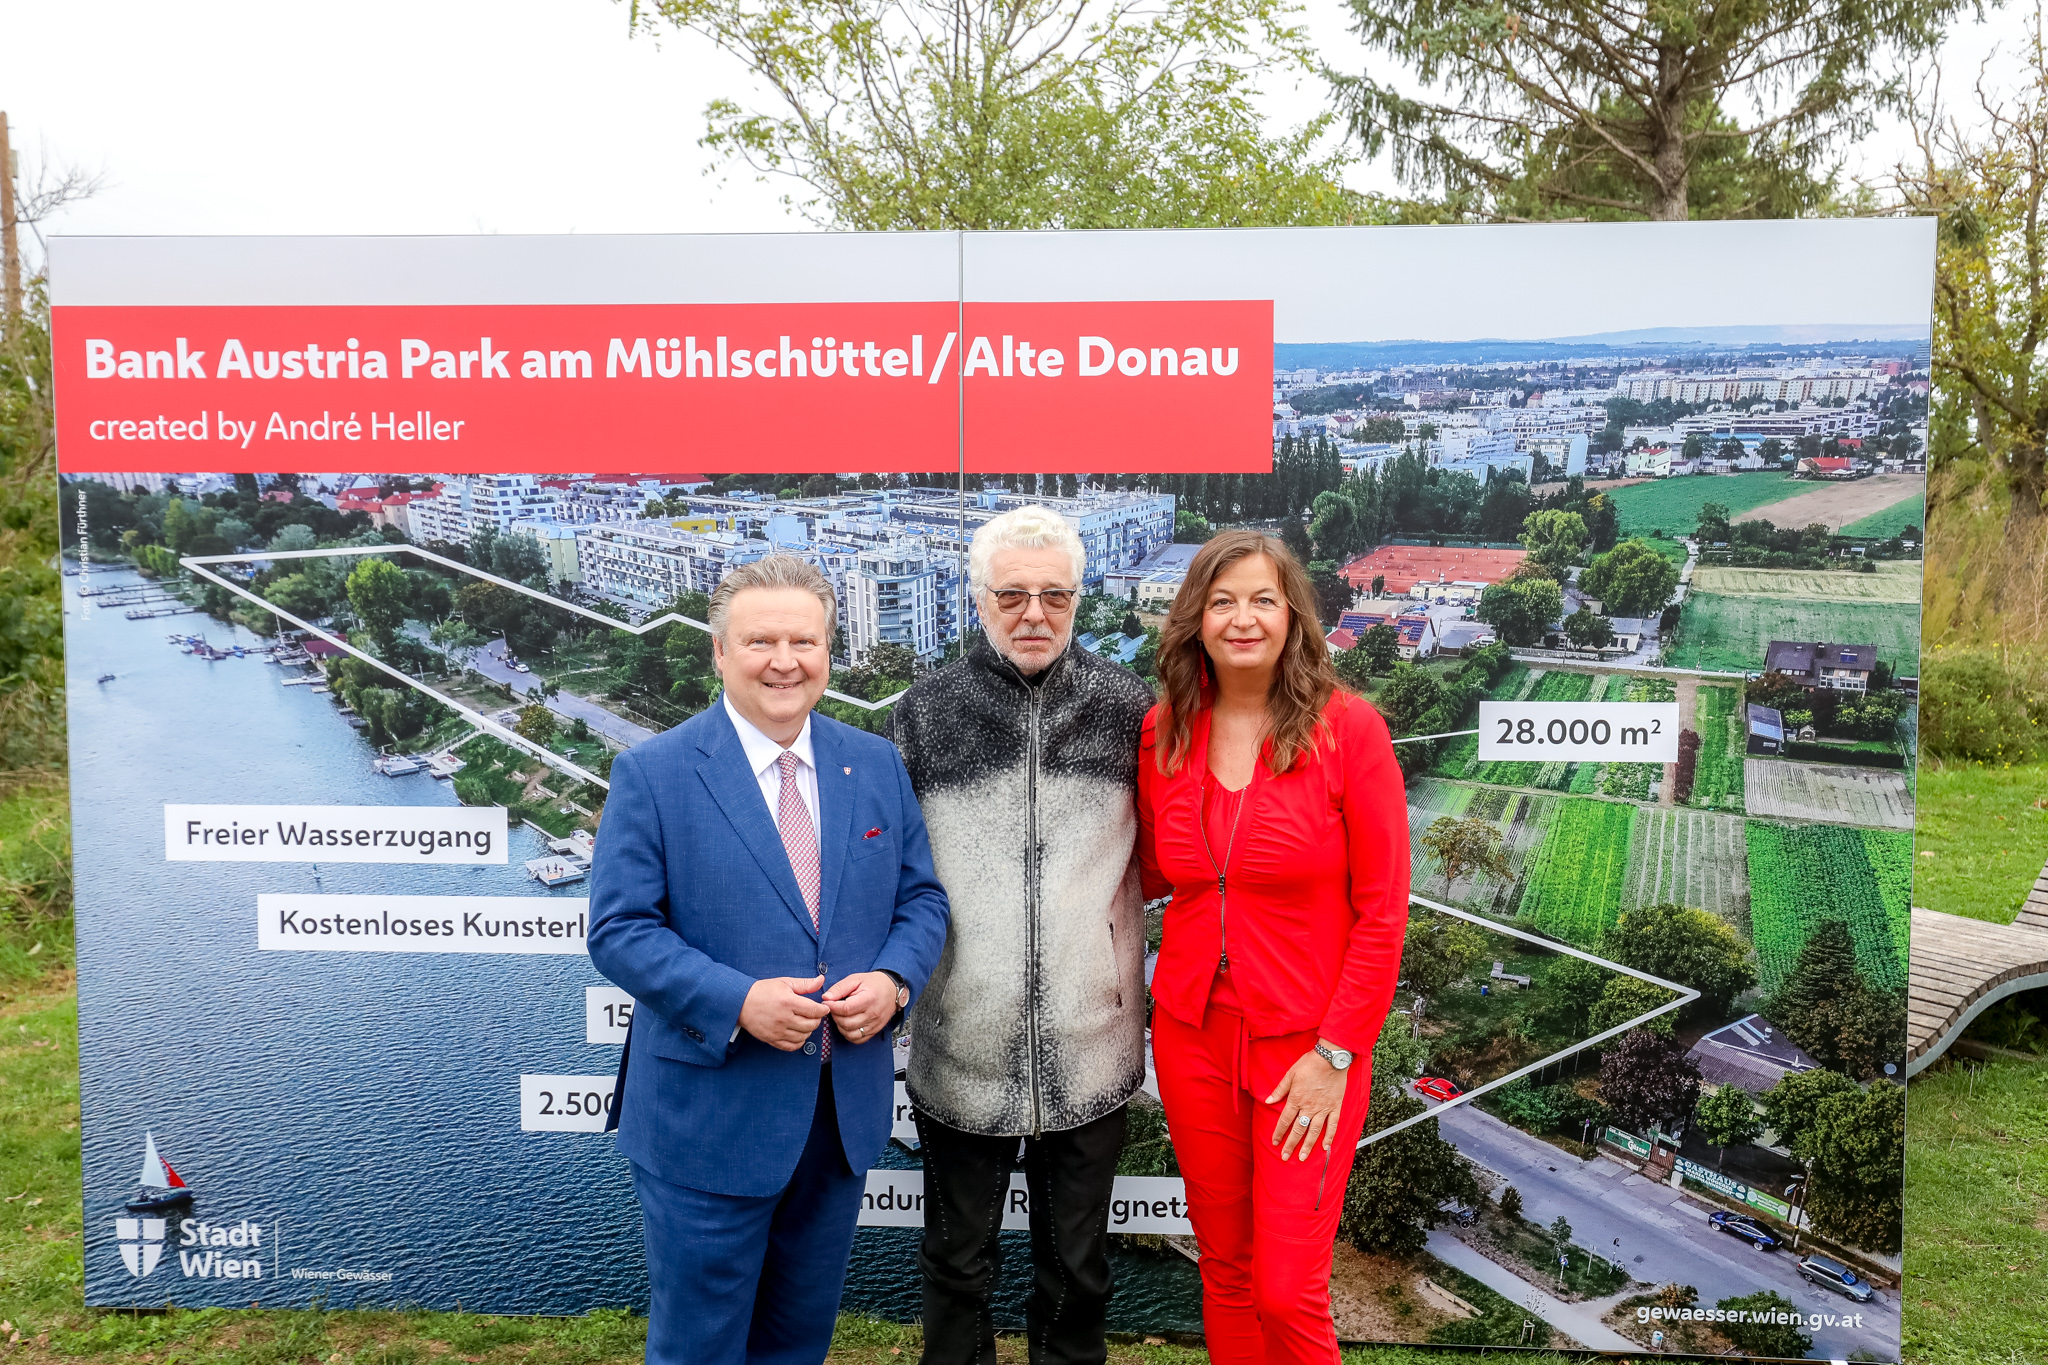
left=723, top=692, right=820, bottom=846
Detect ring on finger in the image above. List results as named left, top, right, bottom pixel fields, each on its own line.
left=1296, top=1114, right=1312, bottom=1128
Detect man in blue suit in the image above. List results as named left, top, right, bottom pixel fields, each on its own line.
left=589, top=555, right=950, bottom=1365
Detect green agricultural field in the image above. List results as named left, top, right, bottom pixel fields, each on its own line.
left=1425, top=665, right=1536, bottom=779
left=1744, top=820, right=1912, bottom=995
left=1471, top=670, right=1593, bottom=786
left=1517, top=797, right=1636, bottom=945
left=1608, top=471, right=1803, bottom=539
left=1619, top=806, right=1752, bottom=925
left=1843, top=492, right=1926, bottom=539
left=1690, top=561, right=1923, bottom=603
left=1406, top=780, right=1571, bottom=919
left=1666, top=591, right=1922, bottom=675
left=1689, top=684, right=1745, bottom=812
left=1912, top=761, right=2048, bottom=925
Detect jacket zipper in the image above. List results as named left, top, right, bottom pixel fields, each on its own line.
left=1197, top=779, right=1249, bottom=978
left=1026, top=684, right=1044, bottom=1137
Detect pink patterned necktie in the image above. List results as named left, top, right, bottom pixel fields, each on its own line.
left=775, top=750, right=826, bottom=1058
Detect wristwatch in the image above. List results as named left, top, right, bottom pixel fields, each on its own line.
left=1314, top=1040, right=1354, bottom=1070
left=880, top=969, right=910, bottom=1012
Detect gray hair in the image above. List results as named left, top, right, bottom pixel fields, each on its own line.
left=969, top=504, right=1086, bottom=593
left=708, top=555, right=838, bottom=642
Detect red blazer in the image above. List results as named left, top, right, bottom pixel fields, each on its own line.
left=1137, top=691, right=1409, bottom=1060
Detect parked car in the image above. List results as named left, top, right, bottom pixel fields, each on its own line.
left=1797, top=1254, right=1875, bottom=1303
left=511, top=661, right=531, bottom=673
left=1709, top=1211, right=1780, bottom=1251
left=1415, top=1077, right=1463, bottom=1103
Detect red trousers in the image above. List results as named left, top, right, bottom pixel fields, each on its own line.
left=1152, top=1006, right=1372, bottom=1365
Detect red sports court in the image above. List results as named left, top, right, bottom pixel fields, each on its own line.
left=1340, top=543, right=1527, bottom=593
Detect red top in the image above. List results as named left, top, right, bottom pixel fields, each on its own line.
left=1138, top=691, right=1409, bottom=1058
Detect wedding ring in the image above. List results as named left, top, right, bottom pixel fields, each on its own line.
left=1296, top=1115, right=1311, bottom=1128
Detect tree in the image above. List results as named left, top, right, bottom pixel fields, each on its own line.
left=345, top=556, right=411, bottom=652
left=1535, top=956, right=1608, bottom=1036
left=633, top=0, right=1381, bottom=231
left=1370, top=573, right=1386, bottom=596
left=1692, top=1084, right=1765, bottom=1168
left=1517, top=509, right=1588, bottom=570
left=1804, top=1080, right=1905, bottom=1252
left=1714, top=1291, right=1813, bottom=1358
left=1419, top=816, right=1511, bottom=899
left=1497, top=1185, right=1522, bottom=1219
left=1589, top=976, right=1676, bottom=1037
left=1359, top=621, right=1400, bottom=675
left=1174, top=511, right=1215, bottom=543
left=1768, top=920, right=1905, bottom=1078
left=1601, top=902, right=1758, bottom=1021
left=1598, top=1028, right=1700, bottom=1137
left=1695, top=501, right=1733, bottom=544
left=1475, top=575, right=1561, bottom=645
left=1332, top=639, right=1376, bottom=694
left=1306, top=559, right=1355, bottom=626
left=1339, top=1092, right=1479, bottom=1255
left=1400, top=912, right=1489, bottom=1033
left=1374, top=663, right=1445, bottom=735
left=1899, top=19, right=2048, bottom=578
left=1328, top=0, right=1954, bottom=221
left=1580, top=539, right=1680, bottom=616
left=514, top=703, right=558, bottom=746
left=1561, top=608, right=1614, bottom=651
left=1760, top=1066, right=1859, bottom=1154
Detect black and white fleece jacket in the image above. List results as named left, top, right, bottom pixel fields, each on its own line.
left=892, top=638, right=1155, bottom=1136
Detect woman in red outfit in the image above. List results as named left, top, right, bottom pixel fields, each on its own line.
left=1136, top=530, right=1409, bottom=1365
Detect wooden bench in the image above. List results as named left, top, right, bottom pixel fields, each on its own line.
left=1906, top=905, right=2048, bottom=1075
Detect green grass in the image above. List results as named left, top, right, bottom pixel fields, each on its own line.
left=1902, top=1055, right=2048, bottom=1365
left=0, top=778, right=73, bottom=983
left=1607, top=471, right=1803, bottom=540
left=0, top=963, right=1580, bottom=1365
left=1844, top=493, right=1927, bottom=539
left=1912, top=761, right=2048, bottom=925
left=1744, top=821, right=1910, bottom=995
left=1689, top=684, right=1746, bottom=812
left=1667, top=590, right=1923, bottom=675
left=1517, top=797, right=1636, bottom=945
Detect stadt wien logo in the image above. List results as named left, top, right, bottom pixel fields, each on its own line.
left=110, top=1133, right=268, bottom=1282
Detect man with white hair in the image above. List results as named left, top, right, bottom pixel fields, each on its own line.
left=892, top=504, right=1155, bottom=1365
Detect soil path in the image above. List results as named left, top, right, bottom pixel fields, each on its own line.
left=1660, top=675, right=1699, bottom=806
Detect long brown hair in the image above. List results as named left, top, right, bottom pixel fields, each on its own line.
left=1153, top=530, right=1338, bottom=775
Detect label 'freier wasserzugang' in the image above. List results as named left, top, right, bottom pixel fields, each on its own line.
left=164, top=804, right=506, bottom=863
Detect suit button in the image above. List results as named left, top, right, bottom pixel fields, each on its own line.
left=803, top=1040, right=817, bottom=1055
left=818, top=962, right=830, bottom=975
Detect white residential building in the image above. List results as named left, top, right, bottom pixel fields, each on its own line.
left=404, top=474, right=559, bottom=545
left=847, top=543, right=940, bottom=662
left=575, top=522, right=767, bottom=607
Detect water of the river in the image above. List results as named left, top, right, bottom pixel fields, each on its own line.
left=65, top=570, right=1200, bottom=1328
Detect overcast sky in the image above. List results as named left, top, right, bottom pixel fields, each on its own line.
left=2, top=0, right=2027, bottom=251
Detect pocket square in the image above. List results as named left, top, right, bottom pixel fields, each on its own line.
left=864, top=827, right=884, bottom=839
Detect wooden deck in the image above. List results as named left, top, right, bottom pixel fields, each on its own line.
left=1906, top=906, right=2048, bottom=1074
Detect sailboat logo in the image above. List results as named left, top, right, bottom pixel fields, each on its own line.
left=124, top=1132, right=195, bottom=1214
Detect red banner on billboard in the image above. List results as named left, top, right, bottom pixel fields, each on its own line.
left=51, top=299, right=1272, bottom=474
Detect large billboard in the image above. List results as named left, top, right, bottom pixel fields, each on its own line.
left=58, top=223, right=1931, bottom=1360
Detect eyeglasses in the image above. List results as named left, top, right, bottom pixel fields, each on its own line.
left=988, top=588, right=1077, bottom=615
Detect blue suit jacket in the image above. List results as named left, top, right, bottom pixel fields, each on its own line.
left=587, top=703, right=950, bottom=1197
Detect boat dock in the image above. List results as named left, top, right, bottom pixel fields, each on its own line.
left=523, top=855, right=589, bottom=888
left=373, top=755, right=425, bottom=776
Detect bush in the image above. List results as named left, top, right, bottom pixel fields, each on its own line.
left=1919, top=649, right=2047, bottom=763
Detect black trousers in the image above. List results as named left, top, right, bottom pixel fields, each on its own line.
left=913, top=1104, right=1128, bottom=1365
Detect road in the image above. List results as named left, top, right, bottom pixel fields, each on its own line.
left=1429, top=1098, right=1899, bottom=1361
left=472, top=638, right=659, bottom=747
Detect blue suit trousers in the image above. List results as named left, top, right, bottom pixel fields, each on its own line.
left=632, top=1074, right=865, bottom=1365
